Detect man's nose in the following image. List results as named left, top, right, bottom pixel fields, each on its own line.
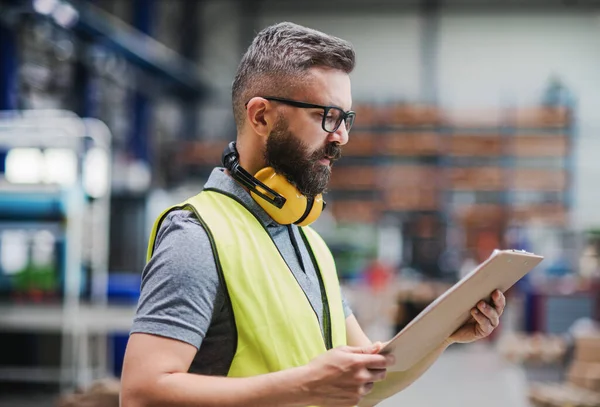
left=328, top=123, right=349, bottom=146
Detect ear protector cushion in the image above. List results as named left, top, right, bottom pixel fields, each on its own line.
left=221, top=141, right=325, bottom=226
left=252, top=167, right=324, bottom=226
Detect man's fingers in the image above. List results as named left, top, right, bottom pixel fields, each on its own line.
left=350, top=342, right=383, bottom=355
left=360, top=382, right=375, bottom=396
left=492, top=290, right=506, bottom=315
left=477, top=301, right=500, bottom=328
left=471, top=308, right=493, bottom=336
left=350, top=352, right=389, bottom=370
left=366, top=368, right=387, bottom=383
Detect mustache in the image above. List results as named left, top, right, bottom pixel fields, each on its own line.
left=314, top=143, right=342, bottom=163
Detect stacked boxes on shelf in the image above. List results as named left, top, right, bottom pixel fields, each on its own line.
left=497, top=332, right=568, bottom=366
left=567, top=334, right=600, bottom=393
left=509, top=106, right=572, bottom=226
left=330, top=103, right=572, bottom=224
left=528, top=333, right=600, bottom=407
left=329, top=104, right=441, bottom=223
left=528, top=382, right=600, bottom=407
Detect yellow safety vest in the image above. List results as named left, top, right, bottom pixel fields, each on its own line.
left=147, top=189, right=347, bottom=379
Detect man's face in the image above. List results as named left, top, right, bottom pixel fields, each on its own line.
left=264, top=68, right=352, bottom=198
left=265, top=115, right=342, bottom=197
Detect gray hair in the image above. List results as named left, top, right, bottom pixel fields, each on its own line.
left=232, top=22, right=355, bottom=129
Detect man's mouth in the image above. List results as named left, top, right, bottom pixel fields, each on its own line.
left=319, top=157, right=332, bottom=166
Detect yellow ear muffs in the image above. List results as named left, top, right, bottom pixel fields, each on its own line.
left=251, top=167, right=324, bottom=226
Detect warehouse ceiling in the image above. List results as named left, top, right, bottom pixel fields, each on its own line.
left=259, top=0, right=600, bottom=12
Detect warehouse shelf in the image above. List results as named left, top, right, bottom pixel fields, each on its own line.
left=0, top=112, right=113, bottom=391
left=341, top=102, right=574, bottom=277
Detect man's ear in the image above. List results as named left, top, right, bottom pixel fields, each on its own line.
left=246, top=97, right=276, bottom=138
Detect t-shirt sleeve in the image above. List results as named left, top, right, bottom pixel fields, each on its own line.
left=130, top=210, right=220, bottom=349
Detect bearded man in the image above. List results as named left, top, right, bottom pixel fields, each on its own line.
left=121, top=22, right=506, bottom=407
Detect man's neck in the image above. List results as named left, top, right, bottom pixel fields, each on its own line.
left=235, top=137, right=266, bottom=176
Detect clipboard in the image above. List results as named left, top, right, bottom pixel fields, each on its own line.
left=381, top=249, right=544, bottom=372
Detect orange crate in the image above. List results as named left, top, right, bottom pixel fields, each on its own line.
left=449, top=135, right=503, bottom=156
left=449, top=167, right=505, bottom=190
left=513, top=135, right=568, bottom=157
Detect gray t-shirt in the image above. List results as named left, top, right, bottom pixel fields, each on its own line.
left=131, top=167, right=352, bottom=376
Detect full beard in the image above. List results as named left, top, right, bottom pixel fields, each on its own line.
left=265, top=117, right=342, bottom=198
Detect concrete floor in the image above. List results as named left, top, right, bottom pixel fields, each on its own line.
left=379, top=341, right=533, bottom=407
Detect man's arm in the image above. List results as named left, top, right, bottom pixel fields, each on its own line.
left=346, top=314, right=373, bottom=347
left=121, top=333, right=309, bottom=407
left=121, top=333, right=393, bottom=407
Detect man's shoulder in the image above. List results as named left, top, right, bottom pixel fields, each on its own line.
left=163, top=208, right=203, bottom=227
left=155, top=208, right=210, bottom=250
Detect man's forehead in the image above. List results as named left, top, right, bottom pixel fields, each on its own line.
left=297, top=68, right=352, bottom=110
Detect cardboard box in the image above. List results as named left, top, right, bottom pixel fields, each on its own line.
left=330, top=200, right=381, bottom=223
left=453, top=204, right=506, bottom=226
left=442, top=108, right=503, bottom=128
left=377, top=165, right=438, bottom=188
left=449, top=135, right=503, bottom=156
left=514, top=135, right=568, bottom=157
left=341, top=133, right=377, bottom=157
left=567, top=361, right=600, bottom=392
left=386, top=105, right=440, bottom=126
left=528, top=382, right=600, bottom=407
left=514, top=107, right=570, bottom=128
left=383, top=187, right=438, bottom=211
left=352, top=104, right=382, bottom=126
left=381, top=133, right=440, bottom=156
left=512, top=169, right=567, bottom=191
left=574, top=335, right=600, bottom=364
left=329, top=166, right=377, bottom=190
left=449, top=167, right=505, bottom=190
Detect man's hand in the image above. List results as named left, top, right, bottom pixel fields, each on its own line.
left=300, top=343, right=395, bottom=407
left=449, top=290, right=506, bottom=344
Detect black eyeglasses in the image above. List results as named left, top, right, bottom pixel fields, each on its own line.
left=260, top=96, right=356, bottom=134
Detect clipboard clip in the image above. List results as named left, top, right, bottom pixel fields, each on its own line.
left=511, top=249, right=535, bottom=255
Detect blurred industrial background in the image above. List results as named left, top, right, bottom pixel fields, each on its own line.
left=1, top=0, right=600, bottom=406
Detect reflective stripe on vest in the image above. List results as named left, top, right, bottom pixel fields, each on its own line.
left=146, top=189, right=347, bottom=379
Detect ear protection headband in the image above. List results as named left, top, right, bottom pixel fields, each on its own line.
left=221, top=141, right=324, bottom=226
